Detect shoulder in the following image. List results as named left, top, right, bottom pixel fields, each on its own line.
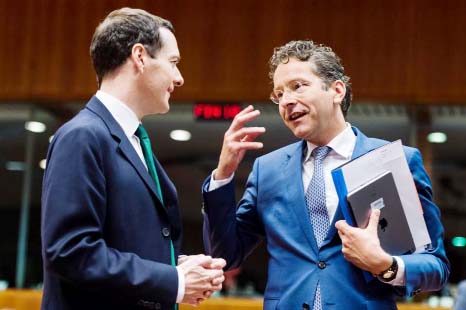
left=355, top=127, right=420, bottom=161
left=53, top=108, right=109, bottom=145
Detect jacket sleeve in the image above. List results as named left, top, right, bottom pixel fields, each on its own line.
left=41, top=125, right=178, bottom=305
left=202, top=160, right=265, bottom=270
left=401, top=148, right=450, bottom=297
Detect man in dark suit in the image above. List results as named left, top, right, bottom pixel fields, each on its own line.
left=202, top=40, right=450, bottom=309
left=41, top=8, right=224, bottom=310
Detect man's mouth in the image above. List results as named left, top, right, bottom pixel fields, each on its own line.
left=288, top=111, right=306, bottom=121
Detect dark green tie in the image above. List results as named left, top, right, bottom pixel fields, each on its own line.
left=135, top=125, right=178, bottom=308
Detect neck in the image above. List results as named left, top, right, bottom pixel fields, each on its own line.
left=99, top=71, right=145, bottom=121
left=309, top=118, right=347, bottom=146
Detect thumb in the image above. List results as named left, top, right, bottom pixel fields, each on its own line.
left=367, top=208, right=381, bottom=233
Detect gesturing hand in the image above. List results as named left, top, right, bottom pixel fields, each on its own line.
left=177, top=255, right=225, bottom=306
left=215, top=105, right=266, bottom=180
left=335, top=209, right=392, bottom=275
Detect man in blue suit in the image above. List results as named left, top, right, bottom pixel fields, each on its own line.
left=41, top=8, right=224, bottom=310
left=202, top=40, right=450, bottom=309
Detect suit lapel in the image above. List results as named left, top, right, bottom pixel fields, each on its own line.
left=155, top=158, right=182, bottom=234
left=284, top=141, right=320, bottom=254
left=323, top=127, right=381, bottom=246
left=349, top=127, right=376, bottom=160
left=86, top=97, right=167, bottom=215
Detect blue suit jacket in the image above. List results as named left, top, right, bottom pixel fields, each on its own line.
left=41, top=97, right=182, bottom=310
left=202, top=127, right=450, bottom=310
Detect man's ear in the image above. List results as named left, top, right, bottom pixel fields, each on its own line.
left=130, top=43, right=146, bottom=73
left=332, top=80, right=346, bottom=106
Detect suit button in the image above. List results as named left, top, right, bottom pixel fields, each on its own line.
left=155, top=303, right=161, bottom=309
left=318, top=261, right=326, bottom=269
left=162, top=227, right=170, bottom=238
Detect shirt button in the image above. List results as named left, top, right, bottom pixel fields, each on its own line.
left=162, top=227, right=170, bottom=238
left=318, top=261, right=326, bottom=269
left=155, top=303, right=161, bottom=309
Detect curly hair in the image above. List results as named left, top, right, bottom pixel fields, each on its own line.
left=90, top=8, right=174, bottom=87
left=269, top=40, right=352, bottom=116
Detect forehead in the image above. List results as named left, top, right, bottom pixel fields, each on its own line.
left=273, top=57, right=317, bottom=87
left=158, top=27, right=180, bottom=58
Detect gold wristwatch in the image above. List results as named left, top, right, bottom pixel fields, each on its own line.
left=378, top=257, right=398, bottom=282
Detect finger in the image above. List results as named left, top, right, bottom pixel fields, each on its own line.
left=367, top=209, right=381, bottom=234
left=210, top=258, right=227, bottom=269
left=211, top=275, right=225, bottom=285
left=231, top=127, right=266, bottom=142
left=230, top=109, right=261, bottom=131
left=194, top=255, right=213, bottom=266
left=230, top=141, right=264, bottom=151
left=177, top=255, right=188, bottom=264
left=180, top=254, right=212, bottom=269
left=240, top=130, right=266, bottom=143
left=335, top=219, right=350, bottom=233
left=337, top=228, right=345, bottom=241
left=207, top=269, right=224, bottom=279
left=211, top=284, right=223, bottom=292
left=204, top=290, right=213, bottom=298
left=236, top=105, right=255, bottom=117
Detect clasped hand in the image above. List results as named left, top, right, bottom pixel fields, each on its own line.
left=335, top=209, right=393, bottom=275
left=178, top=254, right=226, bottom=306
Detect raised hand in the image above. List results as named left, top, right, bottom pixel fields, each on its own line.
left=335, top=209, right=392, bottom=275
left=215, top=105, right=266, bottom=180
left=177, top=254, right=225, bottom=306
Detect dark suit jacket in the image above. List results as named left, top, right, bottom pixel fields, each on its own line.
left=41, top=97, right=182, bottom=310
left=202, top=127, right=450, bottom=310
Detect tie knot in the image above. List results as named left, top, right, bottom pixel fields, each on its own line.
left=135, top=124, right=149, bottom=140
left=312, top=146, right=331, bottom=161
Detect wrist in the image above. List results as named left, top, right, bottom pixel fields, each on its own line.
left=214, top=167, right=231, bottom=180
left=376, top=256, right=399, bottom=282
left=372, top=253, right=393, bottom=275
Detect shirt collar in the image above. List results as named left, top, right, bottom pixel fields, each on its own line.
left=304, top=123, right=356, bottom=162
left=96, top=90, right=140, bottom=139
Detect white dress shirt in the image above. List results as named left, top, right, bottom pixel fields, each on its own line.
left=209, top=123, right=405, bottom=286
left=95, top=90, right=185, bottom=302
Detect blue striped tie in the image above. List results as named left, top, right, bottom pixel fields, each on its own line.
left=305, top=146, right=331, bottom=310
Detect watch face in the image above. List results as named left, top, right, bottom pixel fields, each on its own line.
left=383, top=271, right=394, bottom=279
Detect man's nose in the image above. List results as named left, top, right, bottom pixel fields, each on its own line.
left=174, top=68, right=184, bottom=87
left=280, top=91, right=297, bottom=106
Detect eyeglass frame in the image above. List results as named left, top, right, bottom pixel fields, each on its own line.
left=270, top=80, right=310, bottom=105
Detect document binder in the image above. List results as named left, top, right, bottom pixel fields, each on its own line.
left=346, top=170, right=416, bottom=255
left=331, top=140, right=431, bottom=281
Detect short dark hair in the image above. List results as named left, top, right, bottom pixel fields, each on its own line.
left=269, top=40, right=352, bottom=116
left=90, top=7, right=174, bottom=87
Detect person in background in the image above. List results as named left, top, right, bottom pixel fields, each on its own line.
left=41, top=8, right=224, bottom=310
left=202, top=40, right=449, bottom=309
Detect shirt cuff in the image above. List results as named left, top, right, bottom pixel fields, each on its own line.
left=208, top=169, right=234, bottom=191
left=380, top=256, right=406, bottom=286
left=176, top=266, right=185, bottom=303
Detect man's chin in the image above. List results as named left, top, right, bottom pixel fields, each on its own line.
left=289, top=125, right=309, bottom=140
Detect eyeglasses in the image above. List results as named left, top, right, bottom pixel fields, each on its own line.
left=270, top=80, right=309, bottom=105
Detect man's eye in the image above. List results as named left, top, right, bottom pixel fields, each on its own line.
left=293, top=81, right=303, bottom=90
